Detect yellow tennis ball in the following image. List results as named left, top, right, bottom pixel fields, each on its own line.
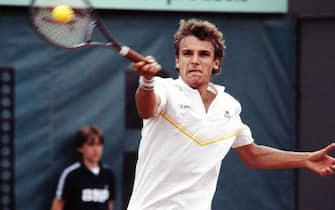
left=51, top=5, right=74, bottom=24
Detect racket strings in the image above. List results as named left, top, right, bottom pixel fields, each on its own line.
left=32, top=2, right=94, bottom=48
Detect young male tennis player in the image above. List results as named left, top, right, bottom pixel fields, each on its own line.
left=127, top=18, right=335, bottom=210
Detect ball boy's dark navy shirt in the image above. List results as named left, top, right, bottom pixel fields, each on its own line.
left=55, top=161, right=115, bottom=210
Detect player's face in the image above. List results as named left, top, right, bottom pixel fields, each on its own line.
left=176, top=35, right=219, bottom=89
left=79, top=137, right=103, bottom=165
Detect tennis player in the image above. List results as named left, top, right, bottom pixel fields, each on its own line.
left=127, top=19, right=335, bottom=210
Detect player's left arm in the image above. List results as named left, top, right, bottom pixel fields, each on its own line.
left=234, top=142, right=335, bottom=176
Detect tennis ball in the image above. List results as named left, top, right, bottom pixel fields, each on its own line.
left=51, top=5, right=74, bottom=24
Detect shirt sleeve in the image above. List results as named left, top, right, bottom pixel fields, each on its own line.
left=228, top=96, right=254, bottom=148
left=55, top=170, right=72, bottom=200
left=232, top=122, right=254, bottom=148
left=108, top=169, right=116, bottom=200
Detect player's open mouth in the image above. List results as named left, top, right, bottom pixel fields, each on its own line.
left=188, top=69, right=202, bottom=73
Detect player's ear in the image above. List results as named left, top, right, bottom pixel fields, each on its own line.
left=213, top=59, right=220, bottom=71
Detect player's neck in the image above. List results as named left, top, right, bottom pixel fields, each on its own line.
left=83, top=159, right=100, bottom=169
left=198, top=88, right=216, bottom=113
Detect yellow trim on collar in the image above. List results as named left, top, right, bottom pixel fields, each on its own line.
left=159, top=111, right=238, bottom=147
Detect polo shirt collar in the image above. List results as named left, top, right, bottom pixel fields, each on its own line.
left=176, top=77, right=224, bottom=95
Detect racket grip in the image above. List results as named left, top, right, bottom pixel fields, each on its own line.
left=120, top=46, right=147, bottom=62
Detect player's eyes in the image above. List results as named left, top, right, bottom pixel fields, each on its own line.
left=180, top=50, right=211, bottom=57
left=199, top=52, right=210, bottom=57
left=181, top=51, right=192, bottom=56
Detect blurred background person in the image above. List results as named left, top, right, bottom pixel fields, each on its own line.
left=51, top=125, right=116, bottom=210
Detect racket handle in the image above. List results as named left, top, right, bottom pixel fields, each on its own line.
left=120, top=46, right=147, bottom=62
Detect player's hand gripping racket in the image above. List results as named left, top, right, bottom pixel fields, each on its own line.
left=30, top=0, right=146, bottom=62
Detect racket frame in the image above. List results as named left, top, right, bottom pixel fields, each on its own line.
left=29, top=0, right=146, bottom=62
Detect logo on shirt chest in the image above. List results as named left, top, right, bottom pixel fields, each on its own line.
left=178, top=104, right=191, bottom=109
left=81, top=187, right=109, bottom=203
left=224, top=110, right=232, bottom=120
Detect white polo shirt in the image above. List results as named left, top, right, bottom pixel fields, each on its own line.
left=127, top=77, right=254, bottom=210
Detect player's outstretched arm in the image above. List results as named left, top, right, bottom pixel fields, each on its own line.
left=234, top=143, right=335, bottom=176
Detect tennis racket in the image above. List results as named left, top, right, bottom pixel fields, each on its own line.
left=30, top=0, right=146, bottom=62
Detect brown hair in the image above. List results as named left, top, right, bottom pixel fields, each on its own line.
left=174, top=19, right=225, bottom=75
left=74, top=125, right=104, bottom=148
